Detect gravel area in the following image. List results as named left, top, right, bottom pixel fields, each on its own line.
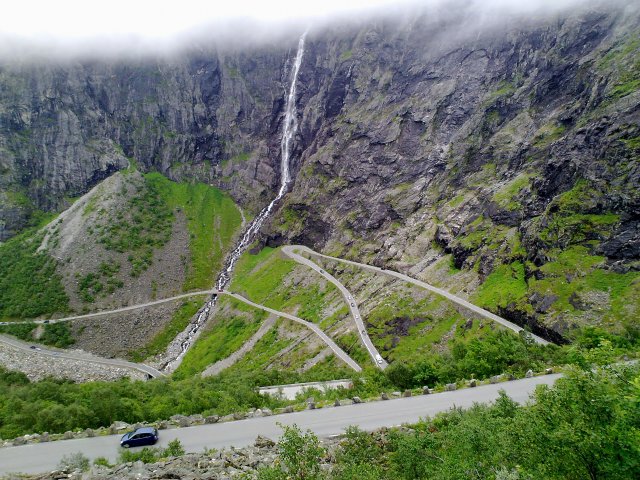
left=0, top=343, right=146, bottom=382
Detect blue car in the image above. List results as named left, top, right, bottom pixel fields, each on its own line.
left=120, top=427, right=159, bottom=448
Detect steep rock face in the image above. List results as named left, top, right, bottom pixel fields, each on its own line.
left=268, top=1, right=640, bottom=338
left=0, top=47, right=290, bottom=239
left=0, top=0, right=639, bottom=340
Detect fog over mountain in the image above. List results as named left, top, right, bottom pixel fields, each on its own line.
left=0, top=0, right=609, bottom=59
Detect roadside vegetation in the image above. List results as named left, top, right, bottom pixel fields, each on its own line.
left=260, top=361, right=639, bottom=480
left=1, top=328, right=634, bottom=440
left=0, top=322, right=75, bottom=348
left=0, top=229, right=69, bottom=319
left=173, top=296, right=268, bottom=378
left=231, top=246, right=339, bottom=324
left=129, top=296, right=206, bottom=362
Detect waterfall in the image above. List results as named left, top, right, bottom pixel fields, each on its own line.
left=162, top=32, right=307, bottom=372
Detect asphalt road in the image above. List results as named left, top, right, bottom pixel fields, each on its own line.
left=0, top=291, right=215, bottom=326
left=0, top=374, right=560, bottom=476
left=282, top=246, right=388, bottom=369
left=0, top=334, right=164, bottom=378
left=291, top=245, right=549, bottom=345
left=220, top=291, right=362, bottom=372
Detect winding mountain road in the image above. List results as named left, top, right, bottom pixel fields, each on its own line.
left=288, top=245, right=549, bottom=345
left=282, top=246, right=388, bottom=369
left=0, top=334, right=164, bottom=378
left=0, top=291, right=215, bottom=325
left=0, top=374, right=561, bottom=476
left=218, top=292, right=362, bottom=372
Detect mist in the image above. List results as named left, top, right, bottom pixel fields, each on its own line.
left=0, top=0, right=627, bottom=61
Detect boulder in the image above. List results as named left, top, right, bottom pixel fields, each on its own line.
left=40, top=432, right=50, bottom=443
left=469, top=379, right=477, bottom=388
left=205, top=415, right=220, bottom=424
left=261, top=408, right=273, bottom=416
left=334, top=399, right=341, bottom=407
left=307, top=402, right=316, bottom=410
left=545, top=368, right=553, bottom=374
left=403, top=390, right=412, bottom=397
left=422, top=386, right=431, bottom=395
left=352, top=396, right=362, bottom=404
left=380, top=392, right=389, bottom=400
left=85, top=428, right=95, bottom=437
left=63, top=431, right=74, bottom=440
left=254, top=435, right=276, bottom=448
left=525, top=370, right=534, bottom=378
left=445, top=383, right=457, bottom=391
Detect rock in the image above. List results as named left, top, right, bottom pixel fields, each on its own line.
left=220, top=414, right=235, bottom=423
left=170, top=415, right=191, bottom=427
left=84, top=428, right=95, bottom=437
left=189, top=414, right=204, bottom=425
left=403, top=390, right=412, bottom=397
left=13, top=437, right=26, bottom=446
left=63, top=431, right=74, bottom=440
left=112, top=421, right=130, bottom=432
left=469, top=379, right=477, bottom=388
left=445, top=383, right=457, bottom=391
left=157, top=421, right=168, bottom=430
left=352, top=396, right=362, bottom=404
left=545, top=368, right=553, bottom=374
left=490, top=376, right=500, bottom=384
left=525, top=370, right=534, bottom=378
left=340, top=399, right=354, bottom=406
left=283, top=406, right=294, bottom=413
left=261, top=408, right=273, bottom=416
left=334, top=399, right=341, bottom=407
left=254, top=435, right=276, bottom=448
left=307, top=402, right=316, bottom=410
left=40, top=432, right=50, bottom=443
left=205, top=415, right=220, bottom=424
left=392, top=392, right=401, bottom=398
left=381, top=392, right=389, bottom=400
left=422, top=386, right=431, bottom=395
left=507, top=374, right=516, bottom=381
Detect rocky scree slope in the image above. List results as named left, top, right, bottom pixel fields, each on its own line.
left=1, top=0, right=639, bottom=343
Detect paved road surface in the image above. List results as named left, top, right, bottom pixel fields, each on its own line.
left=220, top=292, right=362, bottom=372
left=0, top=291, right=215, bottom=326
left=291, top=245, right=549, bottom=345
left=0, top=334, right=164, bottom=379
left=0, top=375, right=560, bottom=476
left=282, top=246, right=388, bottom=369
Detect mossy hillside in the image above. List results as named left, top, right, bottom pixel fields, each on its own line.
left=0, top=322, right=75, bottom=348
left=174, top=296, right=267, bottom=379
left=230, top=246, right=340, bottom=324
left=0, top=229, right=69, bottom=320
left=222, top=319, right=353, bottom=382
left=145, top=173, right=242, bottom=291
left=463, top=177, right=633, bottom=337
left=129, top=296, right=206, bottom=362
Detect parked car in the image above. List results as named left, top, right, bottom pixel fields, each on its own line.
left=120, top=427, right=159, bottom=448
left=375, top=354, right=384, bottom=365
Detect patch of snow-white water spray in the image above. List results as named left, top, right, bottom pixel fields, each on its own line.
left=162, top=32, right=307, bottom=372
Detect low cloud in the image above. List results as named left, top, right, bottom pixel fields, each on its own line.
left=0, top=0, right=626, bottom=61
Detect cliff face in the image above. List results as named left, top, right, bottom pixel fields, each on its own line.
left=0, top=45, right=289, bottom=239
left=1, top=0, right=639, bottom=339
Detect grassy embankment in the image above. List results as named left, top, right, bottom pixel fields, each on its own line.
left=176, top=246, right=351, bottom=379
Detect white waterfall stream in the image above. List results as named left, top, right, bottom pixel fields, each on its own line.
left=162, top=33, right=307, bottom=372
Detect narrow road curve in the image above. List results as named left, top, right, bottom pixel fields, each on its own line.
left=0, top=374, right=561, bottom=476
left=201, top=315, right=278, bottom=377
left=0, top=291, right=216, bottom=326
left=282, top=246, right=388, bottom=369
left=0, top=334, right=164, bottom=378
left=289, top=246, right=549, bottom=345
left=219, top=292, right=362, bottom=372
